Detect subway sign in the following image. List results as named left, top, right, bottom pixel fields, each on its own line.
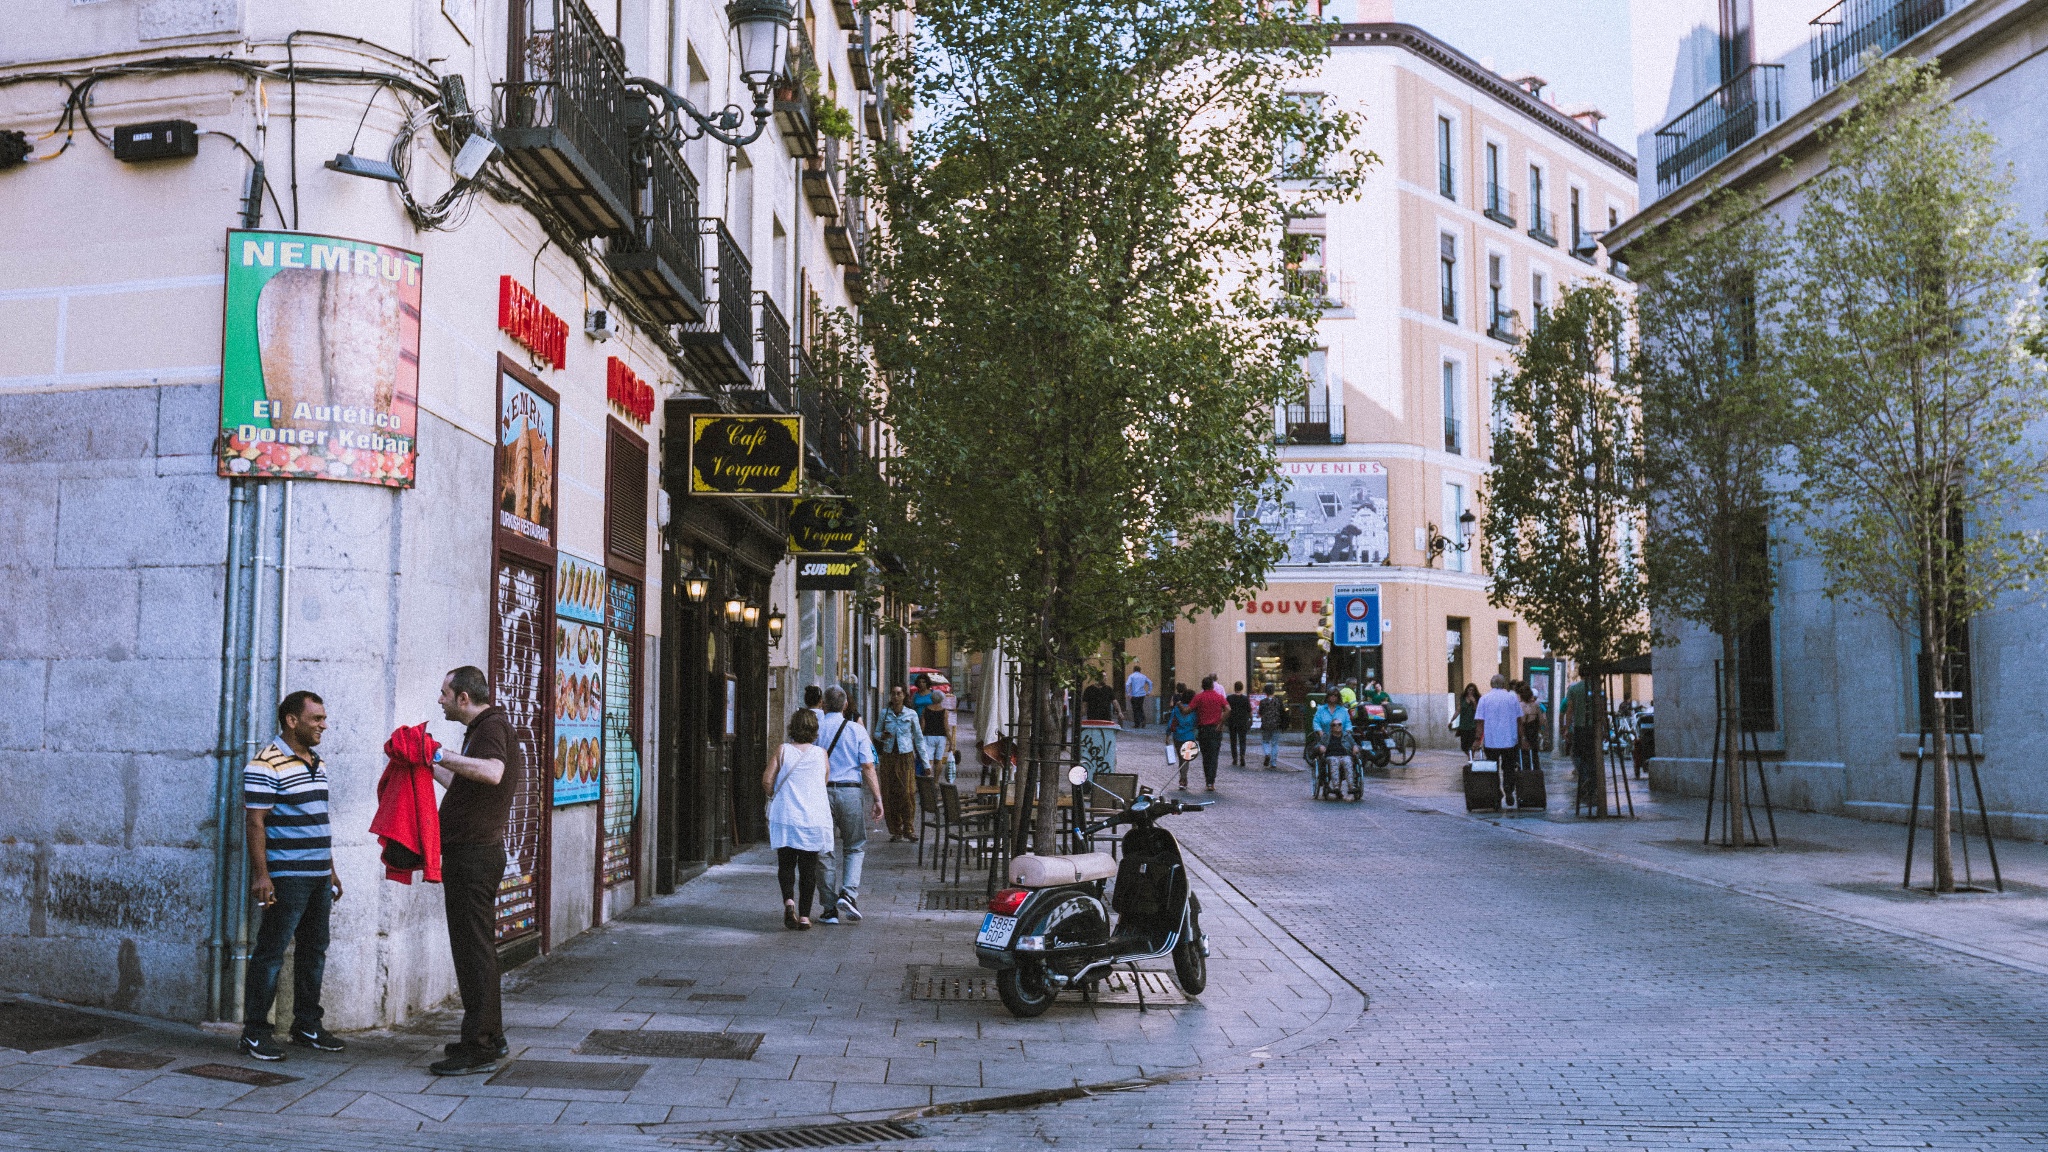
left=795, top=555, right=862, bottom=590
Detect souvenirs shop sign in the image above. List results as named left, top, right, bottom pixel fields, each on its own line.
left=788, top=498, right=864, bottom=555
left=499, top=275, right=567, bottom=370
left=607, top=356, right=655, bottom=425
left=217, top=229, right=423, bottom=488
left=689, top=414, right=802, bottom=495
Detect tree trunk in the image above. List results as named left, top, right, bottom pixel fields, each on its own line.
left=1033, top=663, right=1064, bottom=854
left=1923, top=604, right=1955, bottom=893
left=1720, top=627, right=1746, bottom=847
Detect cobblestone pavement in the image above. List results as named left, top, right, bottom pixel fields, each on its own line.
left=12, top=739, right=2048, bottom=1149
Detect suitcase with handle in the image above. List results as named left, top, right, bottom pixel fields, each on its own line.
left=1515, top=764, right=1547, bottom=811
left=1462, top=764, right=1501, bottom=812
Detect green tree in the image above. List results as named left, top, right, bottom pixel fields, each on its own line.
left=1784, top=58, right=2048, bottom=892
left=1483, top=281, right=1648, bottom=816
left=835, top=0, right=1367, bottom=852
left=1632, top=189, right=1793, bottom=844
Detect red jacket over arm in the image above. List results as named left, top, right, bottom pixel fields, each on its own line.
left=370, top=723, right=442, bottom=883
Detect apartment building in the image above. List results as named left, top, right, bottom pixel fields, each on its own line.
left=1124, top=14, right=1637, bottom=740
left=0, top=0, right=898, bottom=1026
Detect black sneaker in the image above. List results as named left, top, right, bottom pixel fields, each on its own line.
left=816, top=912, right=841, bottom=925
left=429, top=1045, right=501, bottom=1076
left=443, top=1037, right=509, bottom=1058
left=240, top=1032, right=285, bottom=1062
left=289, top=1026, right=346, bottom=1052
left=837, top=895, right=861, bottom=923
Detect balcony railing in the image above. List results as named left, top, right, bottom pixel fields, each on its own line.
left=775, top=19, right=822, bottom=159
left=1484, top=186, right=1516, bottom=227
left=606, top=139, right=704, bottom=325
left=677, top=219, right=753, bottom=388
left=497, top=0, right=634, bottom=236
left=1486, top=307, right=1519, bottom=343
left=746, top=293, right=792, bottom=413
left=1527, top=208, right=1558, bottom=246
left=1654, top=64, right=1784, bottom=197
left=1278, top=396, right=1345, bottom=445
left=1812, top=0, right=1947, bottom=96
left=797, top=358, right=862, bottom=478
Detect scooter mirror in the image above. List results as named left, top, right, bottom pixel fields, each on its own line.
left=1067, top=766, right=1088, bottom=786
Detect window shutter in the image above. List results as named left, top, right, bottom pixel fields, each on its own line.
left=606, top=427, right=649, bottom=571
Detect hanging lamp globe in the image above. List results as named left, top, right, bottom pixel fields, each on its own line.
left=728, top=0, right=795, bottom=91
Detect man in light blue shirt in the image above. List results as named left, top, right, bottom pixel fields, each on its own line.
left=1126, top=664, right=1154, bottom=729
left=816, top=686, right=883, bottom=924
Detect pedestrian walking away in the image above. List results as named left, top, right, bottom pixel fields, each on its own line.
left=1564, top=677, right=1601, bottom=811
left=240, top=690, right=345, bottom=1062
left=429, top=666, right=524, bottom=1076
left=1082, top=667, right=1123, bottom=725
left=817, top=687, right=885, bottom=925
left=1257, top=684, right=1287, bottom=769
left=911, top=673, right=953, bottom=784
left=1476, top=674, right=1524, bottom=807
left=1192, top=675, right=1227, bottom=792
left=1454, top=683, right=1481, bottom=756
left=876, top=686, right=921, bottom=841
left=1125, top=663, right=1153, bottom=729
left=1225, top=681, right=1252, bottom=767
left=764, top=708, right=833, bottom=929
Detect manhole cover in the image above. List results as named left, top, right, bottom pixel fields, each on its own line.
left=76, top=1049, right=174, bottom=1070
left=1091, top=969, right=1188, bottom=1007
left=921, top=888, right=989, bottom=912
left=637, top=977, right=696, bottom=988
left=487, top=1059, right=649, bottom=1091
left=179, top=1062, right=299, bottom=1088
left=688, top=992, right=747, bottom=1003
left=0, top=1000, right=130, bottom=1052
left=715, top=1119, right=923, bottom=1149
left=578, top=1029, right=762, bottom=1061
left=905, top=964, right=998, bottom=1001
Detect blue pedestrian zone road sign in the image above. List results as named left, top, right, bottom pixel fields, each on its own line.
left=1333, top=584, right=1381, bottom=647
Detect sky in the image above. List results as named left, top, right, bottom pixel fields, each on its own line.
left=1323, top=0, right=1638, bottom=146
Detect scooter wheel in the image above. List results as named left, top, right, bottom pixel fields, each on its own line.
left=1173, top=899, right=1207, bottom=996
left=996, top=961, right=1057, bottom=1018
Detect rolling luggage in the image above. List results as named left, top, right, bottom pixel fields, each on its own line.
left=1462, top=763, right=1501, bottom=812
left=1515, top=764, right=1547, bottom=811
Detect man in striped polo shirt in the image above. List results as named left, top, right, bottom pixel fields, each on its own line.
left=240, top=690, right=345, bottom=1061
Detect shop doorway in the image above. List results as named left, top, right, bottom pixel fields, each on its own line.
left=491, top=555, right=550, bottom=954
left=1446, top=616, right=1470, bottom=695
left=1246, top=633, right=1324, bottom=701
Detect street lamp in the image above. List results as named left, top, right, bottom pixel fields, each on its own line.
left=684, top=564, right=711, bottom=604
left=1426, top=509, right=1478, bottom=566
left=767, top=606, right=786, bottom=645
left=724, top=595, right=747, bottom=624
left=626, top=0, right=792, bottom=148
left=742, top=602, right=761, bottom=628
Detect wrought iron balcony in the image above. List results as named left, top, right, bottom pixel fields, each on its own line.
left=797, top=358, right=862, bottom=478
left=849, top=34, right=872, bottom=91
left=734, top=292, right=792, bottom=413
left=1484, top=186, right=1516, bottom=228
left=1812, top=0, right=1947, bottom=96
left=1527, top=208, right=1558, bottom=247
left=1654, top=64, right=1784, bottom=197
left=496, top=0, right=634, bottom=236
left=677, top=219, right=753, bottom=388
left=1278, top=397, right=1345, bottom=445
left=1486, top=307, right=1519, bottom=344
left=775, top=19, right=822, bottom=159
left=606, top=140, right=705, bottom=325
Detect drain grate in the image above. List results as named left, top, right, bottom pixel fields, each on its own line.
left=1406, top=808, right=1445, bottom=815
left=920, top=888, right=990, bottom=912
left=637, top=977, right=697, bottom=988
left=487, top=1059, right=649, bottom=1091
left=1090, top=969, right=1188, bottom=1007
left=716, top=1120, right=923, bottom=1149
left=75, top=1049, right=174, bottom=1071
left=688, top=992, right=747, bottom=1003
left=905, top=964, right=998, bottom=1001
left=0, top=1000, right=130, bottom=1052
left=579, top=1028, right=762, bottom=1061
left=179, top=1062, right=300, bottom=1088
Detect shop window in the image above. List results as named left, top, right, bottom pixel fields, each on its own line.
left=1446, top=617, right=1469, bottom=695
left=1497, top=622, right=1513, bottom=680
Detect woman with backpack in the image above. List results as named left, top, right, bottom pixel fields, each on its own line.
left=1256, top=685, right=1287, bottom=769
left=1163, top=688, right=1199, bottom=790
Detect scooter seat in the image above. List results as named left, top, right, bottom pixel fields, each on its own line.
left=1009, top=852, right=1119, bottom=887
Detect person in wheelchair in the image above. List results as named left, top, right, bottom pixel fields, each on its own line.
left=1310, top=693, right=1358, bottom=801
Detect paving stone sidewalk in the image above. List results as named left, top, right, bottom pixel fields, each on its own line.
left=0, top=798, right=1359, bottom=1142
left=1382, top=746, right=2048, bottom=974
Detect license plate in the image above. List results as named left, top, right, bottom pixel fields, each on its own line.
left=977, top=913, right=1016, bottom=948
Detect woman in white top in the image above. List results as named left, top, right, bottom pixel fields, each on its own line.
left=763, top=708, right=833, bottom=929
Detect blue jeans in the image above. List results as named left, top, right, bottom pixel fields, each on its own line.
left=1261, top=727, right=1281, bottom=764
left=243, top=874, right=332, bottom=1037
left=922, top=735, right=953, bottom=783
left=820, top=786, right=870, bottom=908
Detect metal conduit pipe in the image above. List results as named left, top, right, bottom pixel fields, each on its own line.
left=227, top=480, right=277, bottom=1024
left=206, top=479, right=261, bottom=1021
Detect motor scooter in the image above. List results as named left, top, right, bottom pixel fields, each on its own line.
left=974, top=767, right=1211, bottom=1018
left=1353, top=704, right=1394, bottom=776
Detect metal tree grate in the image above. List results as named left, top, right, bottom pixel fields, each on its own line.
left=920, top=888, right=989, bottom=912
left=179, top=1062, right=299, bottom=1088
left=0, top=1000, right=129, bottom=1052
left=487, top=1059, right=650, bottom=1091
left=715, top=1120, right=923, bottom=1149
left=75, top=1050, right=173, bottom=1070
left=905, top=965, right=997, bottom=1001
left=579, top=1028, right=763, bottom=1061
left=1091, top=969, right=1188, bottom=1007
left=688, top=992, right=747, bottom=1003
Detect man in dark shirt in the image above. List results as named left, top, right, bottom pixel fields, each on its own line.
left=1224, top=681, right=1253, bottom=768
left=1192, top=675, right=1228, bottom=792
left=428, top=665, right=523, bottom=1076
left=1080, top=668, right=1121, bottom=724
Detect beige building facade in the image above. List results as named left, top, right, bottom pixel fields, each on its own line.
left=1127, top=19, right=1635, bottom=742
